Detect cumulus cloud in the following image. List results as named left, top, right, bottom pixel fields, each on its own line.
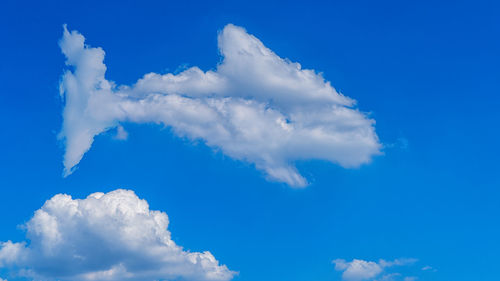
left=0, top=189, right=235, bottom=281
left=333, top=258, right=417, bottom=281
left=58, top=24, right=381, bottom=187
left=333, top=259, right=383, bottom=281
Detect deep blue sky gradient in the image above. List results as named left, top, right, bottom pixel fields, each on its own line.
left=1, top=0, right=499, bottom=280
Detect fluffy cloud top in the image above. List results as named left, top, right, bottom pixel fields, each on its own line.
left=333, top=258, right=417, bottom=281
left=0, top=189, right=235, bottom=281
left=58, top=24, right=381, bottom=187
left=333, top=259, right=383, bottom=281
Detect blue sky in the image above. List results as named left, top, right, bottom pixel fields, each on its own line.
left=0, top=0, right=499, bottom=280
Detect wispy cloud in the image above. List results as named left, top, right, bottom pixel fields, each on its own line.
left=333, top=258, right=417, bottom=281
left=421, top=265, right=437, bottom=272
left=58, top=24, right=381, bottom=187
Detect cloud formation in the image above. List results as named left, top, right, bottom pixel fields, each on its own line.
left=58, top=24, right=381, bottom=187
left=421, top=265, right=436, bottom=272
left=333, top=258, right=417, bottom=281
left=0, top=189, right=235, bottom=281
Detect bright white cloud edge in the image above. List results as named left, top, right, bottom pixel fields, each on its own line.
left=58, top=23, right=381, bottom=187
left=333, top=258, right=418, bottom=281
left=0, top=189, right=235, bottom=281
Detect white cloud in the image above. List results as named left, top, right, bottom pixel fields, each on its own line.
left=378, top=258, right=418, bottom=268
left=113, top=125, right=128, bottom=140
left=333, top=258, right=417, bottom=281
left=377, top=273, right=401, bottom=281
left=421, top=265, right=436, bottom=272
left=58, top=24, right=381, bottom=187
left=0, top=189, right=235, bottom=281
left=333, top=259, right=383, bottom=281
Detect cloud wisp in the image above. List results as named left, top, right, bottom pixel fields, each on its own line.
left=0, top=189, right=235, bottom=281
left=333, top=258, right=418, bottom=281
left=58, top=24, right=381, bottom=187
